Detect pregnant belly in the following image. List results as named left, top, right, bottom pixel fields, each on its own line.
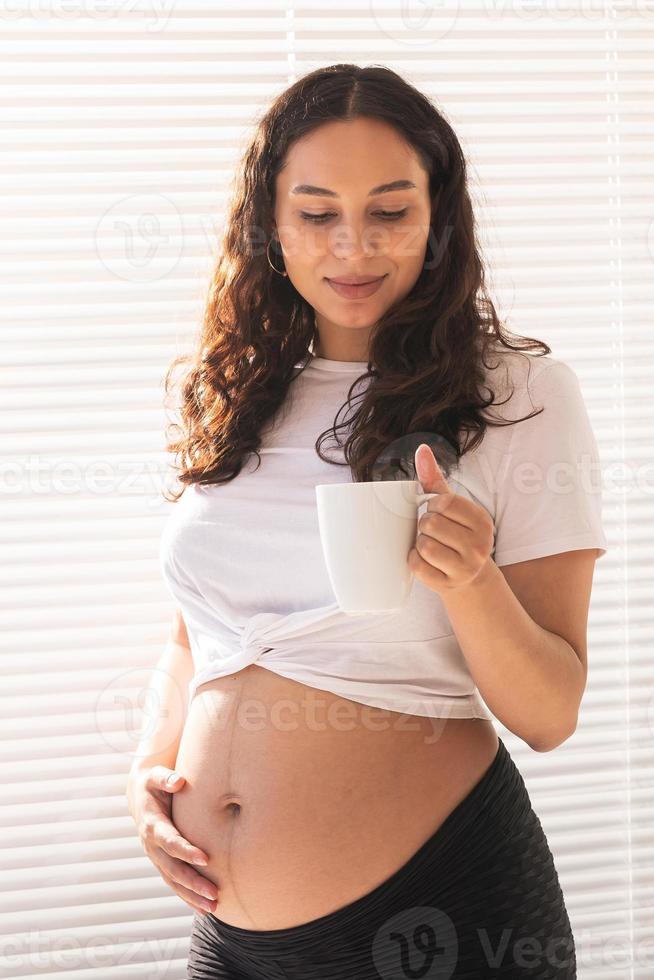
left=170, top=663, right=498, bottom=931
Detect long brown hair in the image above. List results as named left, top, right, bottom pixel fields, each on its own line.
left=162, top=63, right=550, bottom=502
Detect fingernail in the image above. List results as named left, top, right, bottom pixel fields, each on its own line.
left=166, top=772, right=179, bottom=786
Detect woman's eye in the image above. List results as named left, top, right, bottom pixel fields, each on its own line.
left=299, top=208, right=408, bottom=224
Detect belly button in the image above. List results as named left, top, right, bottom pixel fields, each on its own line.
left=227, top=801, right=241, bottom=816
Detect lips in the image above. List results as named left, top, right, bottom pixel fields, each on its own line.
left=325, top=275, right=387, bottom=299
left=328, top=276, right=384, bottom=285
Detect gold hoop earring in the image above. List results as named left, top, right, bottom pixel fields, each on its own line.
left=266, top=238, right=288, bottom=277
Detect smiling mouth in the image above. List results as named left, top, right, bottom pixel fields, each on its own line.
left=324, top=275, right=387, bottom=298
left=327, top=277, right=384, bottom=285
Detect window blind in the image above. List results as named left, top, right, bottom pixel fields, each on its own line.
left=0, top=4, right=649, bottom=978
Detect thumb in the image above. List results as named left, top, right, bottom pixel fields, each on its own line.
left=164, top=769, right=184, bottom=790
left=414, top=443, right=451, bottom=495
left=146, top=766, right=185, bottom=791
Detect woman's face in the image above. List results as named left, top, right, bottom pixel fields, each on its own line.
left=273, top=117, right=433, bottom=360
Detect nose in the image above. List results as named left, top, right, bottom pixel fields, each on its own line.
left=329, top=219, right=380, bottom=261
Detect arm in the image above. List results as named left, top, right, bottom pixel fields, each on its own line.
left=127, top=608, right=193, bottom=784
left=411, top=436, right=602, bottom=754
left=411, top=359, right=607, bottom=752
left=439, top=549, right=598, bottom=752
left=125, top=610, right=220, bottom=915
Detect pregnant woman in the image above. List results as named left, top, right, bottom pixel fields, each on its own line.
left=126, top=65, right=608, bottom=979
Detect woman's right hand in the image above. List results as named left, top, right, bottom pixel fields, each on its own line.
left=126, top=765, right=220, bottom=916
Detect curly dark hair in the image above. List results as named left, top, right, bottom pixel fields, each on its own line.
left=161, top=63, right=550, bottom=502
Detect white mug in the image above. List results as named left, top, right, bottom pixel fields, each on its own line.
left=315, top=479, right=439, bottom=614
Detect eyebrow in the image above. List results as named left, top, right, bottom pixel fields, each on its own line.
left=290, top=179, right=417, bottom=198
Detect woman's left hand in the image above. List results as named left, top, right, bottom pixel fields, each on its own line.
left=408, top=443, right=495, bottom=596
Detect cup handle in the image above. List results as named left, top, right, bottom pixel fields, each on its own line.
left=415, top=491, right=439, bottom=507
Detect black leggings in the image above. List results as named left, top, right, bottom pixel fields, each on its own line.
left=186, top=738, right=576, bottom=979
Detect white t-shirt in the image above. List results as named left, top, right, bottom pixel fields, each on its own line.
left=159, top=347, right=608, bottom=719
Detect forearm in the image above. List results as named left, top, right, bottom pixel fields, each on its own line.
left=440, top=558, right=585, bottom=751
left=128, top=635, right=193, bottom=782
